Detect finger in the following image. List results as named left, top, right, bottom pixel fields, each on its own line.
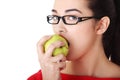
left=45, top=41, right=65, bottom=57
left=37, top=35, right=51, bottom=56
left=51, top=54, right=66, bottom=63
left=57, top=61, right=66, bottom=71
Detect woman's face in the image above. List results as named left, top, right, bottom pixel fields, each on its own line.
left=52, top=0, right=98, bottom=61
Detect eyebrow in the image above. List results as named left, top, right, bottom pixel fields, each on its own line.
left=65, top=9, right=82, bottom=13
left=51, top=8, right=82, bottom=14
left=52, top=9, right=57, bottom=13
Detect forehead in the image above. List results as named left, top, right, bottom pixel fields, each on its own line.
left=53, top=0, right=93, bottom=16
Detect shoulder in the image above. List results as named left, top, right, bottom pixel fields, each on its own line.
left=61, top=73, right=120, bottom=80
left=108, top=62, right=120, bottom=77
left=27, top=68, right=120, bottom=80
left=27, top=70, right=42, bottom=80
left=113, top=65, right=120, bottom=77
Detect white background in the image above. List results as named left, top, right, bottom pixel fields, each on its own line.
left=0, top=0, right=54, bottom=80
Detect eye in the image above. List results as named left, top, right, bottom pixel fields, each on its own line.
left=47, top=15, right=59, bottom=24
left=66, top=15, right=78, bottom=21
left=53, top=16, right=58, bottom=20
left=48, top=15, right=58, bottom=20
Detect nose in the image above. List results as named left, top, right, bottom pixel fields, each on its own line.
left=53, top=19, right=67, bottom=34
left=58, top=26, right=66, bottom=33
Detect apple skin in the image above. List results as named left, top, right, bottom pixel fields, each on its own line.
left=44, top=34, right=69, bottom=56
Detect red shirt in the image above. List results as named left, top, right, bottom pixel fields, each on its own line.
left=27, top=70, right=120, bottom=80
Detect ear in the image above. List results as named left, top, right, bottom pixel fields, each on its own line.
left=95, top=16, right=110, bottom=35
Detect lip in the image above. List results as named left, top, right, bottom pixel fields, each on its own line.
left=67, top=41, right=70, bottom=47
left=60, top=35, right=70, bottom=46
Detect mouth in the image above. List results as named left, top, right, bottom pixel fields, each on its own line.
left=60, top=35, right=70, bottom=47
left=67, top=41, right=70, bottom=46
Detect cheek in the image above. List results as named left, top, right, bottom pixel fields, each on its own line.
left=75, top=22, right=96, bottom=49
left=67, top=23, right=96, bottom=60
left=71, top=23, right=96, bottom=48
left=80, top=27, right=96, bottom=46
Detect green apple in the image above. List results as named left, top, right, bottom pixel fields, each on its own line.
left=44, top=34, right=69, bottom=56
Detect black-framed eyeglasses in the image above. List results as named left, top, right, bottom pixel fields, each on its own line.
left=47, top=15, right=100, bottom=25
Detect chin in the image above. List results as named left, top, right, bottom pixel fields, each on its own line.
left=66, top=54, right=78, bottom=61
left=66, top=51, right=84, bottom=61
left=66, top=54, right=73, bottom=61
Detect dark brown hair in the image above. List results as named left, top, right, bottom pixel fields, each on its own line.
left=88, top=0, right=120, bottom=65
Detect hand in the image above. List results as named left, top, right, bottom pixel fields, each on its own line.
left=37, top=35, right=66, bottom=80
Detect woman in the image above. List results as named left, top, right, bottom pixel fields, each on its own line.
left=28, top=0, right=120, bottom=80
